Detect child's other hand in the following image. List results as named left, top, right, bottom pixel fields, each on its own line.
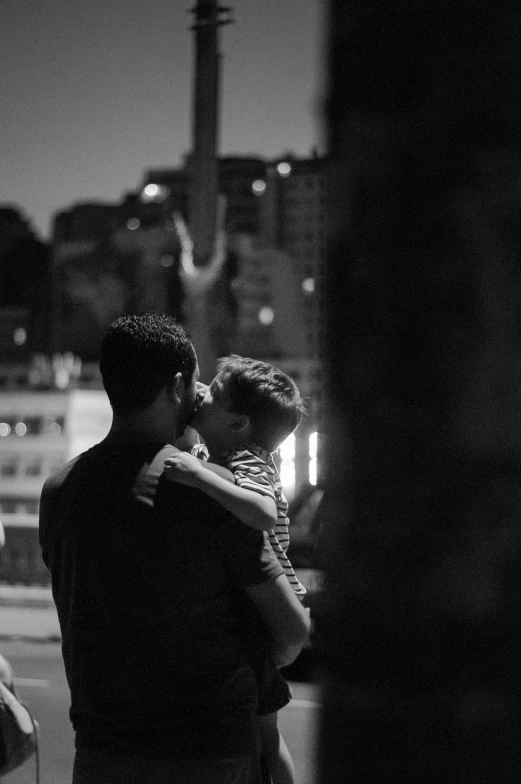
left=164, top=452, right=205, bottom=487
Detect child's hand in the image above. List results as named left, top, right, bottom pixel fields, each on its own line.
left=164, top=452, right=205, bottom=487
left=174, top=426, right=202, bottom=451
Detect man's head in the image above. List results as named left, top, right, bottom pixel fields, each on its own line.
left=191, top=354, right=305, bottom=457
left=100, top=314, right=198, bottom=435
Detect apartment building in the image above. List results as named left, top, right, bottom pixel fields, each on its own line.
left=0, top=360, right=110, bottom=582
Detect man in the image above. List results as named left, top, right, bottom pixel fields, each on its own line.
left=39, top=313, right=309, bottom=784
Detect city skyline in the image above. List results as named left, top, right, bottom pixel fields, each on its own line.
left=3, top=0, right=324, bottom=239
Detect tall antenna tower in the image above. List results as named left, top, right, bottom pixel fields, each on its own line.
left=189, top=0, right=232, bottom=265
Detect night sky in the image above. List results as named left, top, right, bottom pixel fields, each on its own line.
left=3, top=0, right=324, bottom=239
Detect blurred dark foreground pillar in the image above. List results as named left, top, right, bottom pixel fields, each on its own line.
left=317, top=2, right=521, bottom=782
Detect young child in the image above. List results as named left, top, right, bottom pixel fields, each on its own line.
left=164, top=354, right=307, bottom=784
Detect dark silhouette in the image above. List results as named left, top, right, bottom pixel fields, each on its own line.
left=317, top=1, right=521, bottom=781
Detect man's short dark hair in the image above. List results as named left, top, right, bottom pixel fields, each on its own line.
left=214, top=354, right=306, bottom=451
left=99, top=313, right=196, bottom=415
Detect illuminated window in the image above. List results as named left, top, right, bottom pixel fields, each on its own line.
left=279, top=433, right=296, bottom=493
left=280, top=433, right=295, bottom=461
left=55, top=368, right=69, bottom=389
left=302, top=277, right=315, bottom=293
left=15, top=422, right=27, bottom=436
left=309, top=431, right=318, bottom=486
left=126, top=218, right=140, bottom=230
left=0, top=422, right=11, bottom=437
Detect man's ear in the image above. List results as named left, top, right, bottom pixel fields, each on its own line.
left=229, top=414, right=250, bottom=433
left=169, top=372, right=184, bottom=405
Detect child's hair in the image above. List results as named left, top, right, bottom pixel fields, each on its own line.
left=214, top=354, right=306, bottom=451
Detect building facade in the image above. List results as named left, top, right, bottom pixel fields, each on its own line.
left=48, top=152, right=327, bottom=498
left=258, top=154, right=328, bottom=365
left=231, top=154, right=328, bottom=492
left=0, top=206, right=52, bottom=357
left=0, top=362, right=110, bottom=584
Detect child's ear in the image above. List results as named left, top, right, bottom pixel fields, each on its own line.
left=229, top=414, right=250, bottom=434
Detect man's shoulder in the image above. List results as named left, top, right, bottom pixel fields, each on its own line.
left=41, top=453, right=84, bottom=494
left=40, top=440, right=125, bottom=496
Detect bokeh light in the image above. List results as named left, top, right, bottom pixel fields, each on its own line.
left=141, top=183, right=168, bottom=202
left=13, top=327, right=27, bottom=345
left=279, top=433, right=296, bottom=493
left=159, top=254, right=175, bottom=267
left=309, top=431, right=318, bottom=486
left=252, top=179, right=266, bottom=195
left=258, top=307, right=274, bottom=325
left=277, top=162, right=291, bottom=176
left=144, top=183, right=159, bottom=198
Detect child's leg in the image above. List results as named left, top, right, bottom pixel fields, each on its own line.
left=259, top=711, right=295, bottom=784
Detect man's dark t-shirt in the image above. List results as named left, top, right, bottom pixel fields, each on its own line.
left=39, top=441, right=283, bottom=759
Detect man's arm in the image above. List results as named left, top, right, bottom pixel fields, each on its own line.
left=245, top=573, right=310, bottom=668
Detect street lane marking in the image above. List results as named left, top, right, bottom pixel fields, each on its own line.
left=290, top=699, right=321, bottom=708
left=14, top=678, right=50, bottom=688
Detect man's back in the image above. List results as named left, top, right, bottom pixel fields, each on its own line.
left=40, top=440, right=281, bottom=759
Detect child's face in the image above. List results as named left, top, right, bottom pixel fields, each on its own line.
left=189, top=375, right=239, bottom=456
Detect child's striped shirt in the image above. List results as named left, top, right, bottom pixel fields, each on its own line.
left=219, top=443, right=306, bottom=597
